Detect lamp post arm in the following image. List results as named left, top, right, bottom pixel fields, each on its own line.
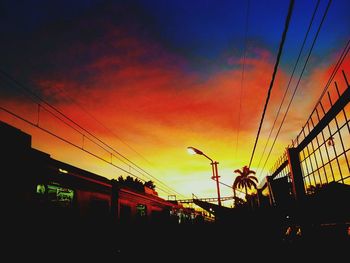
left=202, top=153, right=214, bottom=163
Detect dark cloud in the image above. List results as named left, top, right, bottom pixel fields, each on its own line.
left=0, top=1, right=160, bottom=84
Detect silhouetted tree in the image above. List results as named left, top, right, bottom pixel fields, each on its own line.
left=117, top=176, right=125, bottom=183
left=144, top=180, right=156, bottom=190
left=117, top=175, right=144, bottom=192
left=116, top=176, right=157, bottom=193
left=233, top=166, right=258, bottom=203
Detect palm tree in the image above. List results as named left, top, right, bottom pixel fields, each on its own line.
left=233, top=165, right=258, bottom=206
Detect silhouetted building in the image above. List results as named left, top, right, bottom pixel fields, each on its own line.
left=267, top=175, right=294, bottom=208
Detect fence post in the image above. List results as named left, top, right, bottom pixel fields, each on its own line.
left=286, top=148, right=305, bottom=201
left=266, top=176, right=275, bottom=206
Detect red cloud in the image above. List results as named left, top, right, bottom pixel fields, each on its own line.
left=1, top=19, right=348, bottom=200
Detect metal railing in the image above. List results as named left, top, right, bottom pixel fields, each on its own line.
left=266, top=71, right=349, bottom=205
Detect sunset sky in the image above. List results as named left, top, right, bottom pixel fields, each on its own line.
left=1, top=0, right=349, bottom=204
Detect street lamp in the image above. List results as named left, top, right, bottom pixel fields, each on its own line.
left=187, top=146, right=222, bottom=206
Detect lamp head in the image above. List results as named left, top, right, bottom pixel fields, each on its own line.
left=187, top=146, right=203, bottom=155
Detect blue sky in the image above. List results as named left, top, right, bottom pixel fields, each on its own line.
left=1, top=0, right=349, bottom=76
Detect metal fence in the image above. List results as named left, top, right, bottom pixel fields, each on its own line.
left=297, top=80, right=350, bottom=190
left=266, top=71, right=350, bottom=205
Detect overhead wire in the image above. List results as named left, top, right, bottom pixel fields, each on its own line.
left=255, top=0, right=321, bottom=176
left=0, top=70, right=186, bottom=198
left=44, top=83, right=154, bottom=167
left=235, top=0, right=250, bottom=158
left=0, top=105, right=182, bottom=197
left=248, top=0, right=295, bottom=168
left=1, top=107, right=148, bottom=183
left=257, top=0, right=334, bottom=177
left=292, top=39, right=349, bottom=149
left=31, top=80, right=182, bottom=196
left=315, top=39, right=350, bottom=105
left=218, top=181, right=245, bottom=194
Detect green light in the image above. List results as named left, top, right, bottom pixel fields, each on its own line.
left=36, top=184, right=46, bottom=194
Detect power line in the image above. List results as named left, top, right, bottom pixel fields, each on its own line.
left=0, top=105, right=176, bottom=197
left=257, top=0, right=334, bottom=177
left=235, top=0, right=250, bottom=158
left=315, top=40, right=350, bottom=105
left=255, top=0, right=321, bottom=175
left=32, top=81, right=182, bottom=196
left=218, top=181, right=245, bottom=194
left=248, top=0, right=295, bottom=168
left=0, top=70, right=186, bottom=198
left=292, top=40, right=349, bottom=148
left=44, top=83, right=154, bottom=166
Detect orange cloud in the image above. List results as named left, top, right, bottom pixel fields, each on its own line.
left=1, top=26, right=348, bottom=201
